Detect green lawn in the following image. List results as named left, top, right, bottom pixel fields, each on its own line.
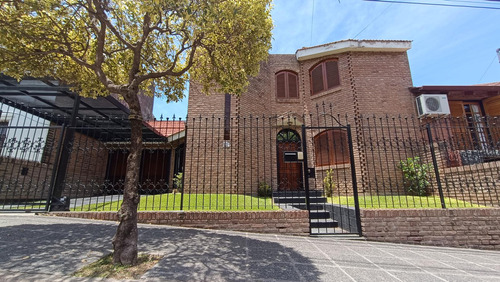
left=328, top=195, right=485, bottom=209
left=75, top=193, right=279, bottom=212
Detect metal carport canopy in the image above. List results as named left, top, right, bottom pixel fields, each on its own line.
left=0, top=75, right=165, bottom=142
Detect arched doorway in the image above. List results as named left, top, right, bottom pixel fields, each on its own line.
left=276, top=129, right=303, bottom=191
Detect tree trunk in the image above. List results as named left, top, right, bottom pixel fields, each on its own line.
left=112, top=92, right=143, bottom=266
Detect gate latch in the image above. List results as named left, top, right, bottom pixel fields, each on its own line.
left=307, top=168, right=315, bottom=178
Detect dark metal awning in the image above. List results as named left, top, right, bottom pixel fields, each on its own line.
left=0, top=76, right=164, bottom=142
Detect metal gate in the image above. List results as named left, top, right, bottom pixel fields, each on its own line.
left=301, top=124, right=362, bottom=236
left=0, top=124, right=64, bottom=212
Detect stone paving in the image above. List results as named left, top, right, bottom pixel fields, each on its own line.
left=1, top=214, right=500, bottom=281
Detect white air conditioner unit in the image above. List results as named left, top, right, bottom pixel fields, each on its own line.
left=416, top=94, right=450, bottom=117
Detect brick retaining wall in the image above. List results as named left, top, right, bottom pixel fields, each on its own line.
left=361, top=208, right=500, bottom=250
left=44, top=210, right=310, bottom=236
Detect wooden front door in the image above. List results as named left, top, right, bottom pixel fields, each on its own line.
left=276, top=129, right=303, bottom=191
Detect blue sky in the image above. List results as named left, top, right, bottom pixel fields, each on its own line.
left=153, top=0, right=500, bottom=119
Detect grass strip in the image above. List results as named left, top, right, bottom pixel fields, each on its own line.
left=74, top=193, right=279, bottom=211
left=329, top=195, right=485, bottom=209
left=73, top=253, right=161, bottom=279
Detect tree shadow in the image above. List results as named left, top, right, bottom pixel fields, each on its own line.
left=0, top=219, right=322, bottom=281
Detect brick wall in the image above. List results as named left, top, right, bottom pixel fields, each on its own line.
left=0, top=159, right=53, bottom=200
left=45, top=210, right=310, bottom=236
left=361, top=208, right=500, bottom=250
left=186, top=49, right=417, bottom=195
left=0, top=130, right=108, bottom=200
left=50, top=129, right=108, bottom=198
left=441, top=161, right=500, bottom=206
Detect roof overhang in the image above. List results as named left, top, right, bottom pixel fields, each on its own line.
left=411, top=85, right=500, bottom=93
left=410, top=85, right=500, bottom=100
left=296, top=39, right=412, bottom=61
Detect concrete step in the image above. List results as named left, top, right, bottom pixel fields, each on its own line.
left=310, top=227, right=357, bottom=235
left=290, top=203, right=328, bottom=210
left=309, top=209, right=330, bottom=219
left=272, top=190, right=324, bottom=198
left=273, top=196, right=327, bottom=204
left=273, top=197, right=306, bottom=204
left=310, top=218, right=339, bottom=229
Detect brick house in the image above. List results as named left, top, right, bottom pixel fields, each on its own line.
left=0, top=77, right=185, bottom=204
left=411, top=83, right=500, bottom=161
left=185, top=39, right=418, bottom=196
left=186, top=39, right=500, bottom=200
left=410, top=83, right=500, bottom=204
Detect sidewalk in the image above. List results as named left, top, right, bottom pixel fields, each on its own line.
left=1, top=214, right=500, bottom=281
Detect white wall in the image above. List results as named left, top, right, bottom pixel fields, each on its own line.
left=0, top=103, right=50, bottom=162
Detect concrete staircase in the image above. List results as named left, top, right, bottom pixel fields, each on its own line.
left=273, top=190, right=338, bottom=233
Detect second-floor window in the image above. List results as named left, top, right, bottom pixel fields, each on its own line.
left=314, top=129, right=350, bottom=166
left=310, top=59, right=340, bottom=95
left=276, top=71, right=299, bottom=99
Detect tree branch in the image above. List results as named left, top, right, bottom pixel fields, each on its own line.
left=129, top=12, right=152, bottom=85
left=136, top=37, right=200, bottom=83
left=87, top=0, right=122, bottom=92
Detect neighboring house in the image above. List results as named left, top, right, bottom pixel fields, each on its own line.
left=0, top=103, right=50, bottom=162
left=410, top=84, right=500, bottom=204
left=105, top=120, right=186, bottom=193
left=411, top=83, right=500, bottom=163
left=0, top=76, right=183, bottom=203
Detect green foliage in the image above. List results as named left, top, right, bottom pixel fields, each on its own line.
left=399, top=157, right=432, bottom=196
left=328, top=195, right=485, bottom=209
left=74, top=193, right=279, bottom=211
left=323, top=169, right=336, bottom=197
left=173, top=172, right=183, bottom=192
left=257, top=181, right=272, bottom=198
left=0, top=0, right=273, bottom=265
left=0, top=0, right=273, bottom=98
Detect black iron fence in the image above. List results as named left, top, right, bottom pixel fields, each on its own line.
left=353, top=114, right=500, bottom=208
left=1, top=101, right=499, bottom=213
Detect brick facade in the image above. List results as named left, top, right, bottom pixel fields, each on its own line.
left=361, top=208, right=500, bottom=250
left=186, top=40, right=417, bottom=195
left=45, top=210, right=310, bottom=236
left=0, top=130, right=107, bottom=200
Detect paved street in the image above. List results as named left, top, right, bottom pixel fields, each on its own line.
left=0, top=214, right=500, bottom=281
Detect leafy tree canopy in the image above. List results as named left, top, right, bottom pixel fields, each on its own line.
left=0, top=0, right=273, bottom=101
left=0, top=0, right=272, bottom=266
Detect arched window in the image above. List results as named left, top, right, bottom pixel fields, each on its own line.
left=276, top=71, right=299, bottom=99
left=277, top=129, right=301, bottom=143
left=314, top=129, right=349, bottom=166
left=310, top=59, right=340, bottom=95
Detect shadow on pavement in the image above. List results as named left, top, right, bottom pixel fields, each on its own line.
left=0, top=220, right=322, bottom=281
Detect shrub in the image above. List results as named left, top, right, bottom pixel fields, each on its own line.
left=257, top=181, right=272, bottom=198
left=399, top=157, right=431, bottom=196
left=323, top=169, right=336, bottom=197
left=173, top=172, right=183, bottom=193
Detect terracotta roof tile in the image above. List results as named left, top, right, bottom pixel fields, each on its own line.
left=146, top=120, right=185, bottom=138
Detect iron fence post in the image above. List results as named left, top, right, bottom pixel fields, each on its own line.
left=179, top=123, right=187, bottom=211
left=49, top=95, right=80, bottom=211
left=426, top=123, right=446, bottom=209
left=46, top=124, right=67, bottom=211
left=301, top=124, right=312, bottom=234
left=347, top=124, right=363, bottom=236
